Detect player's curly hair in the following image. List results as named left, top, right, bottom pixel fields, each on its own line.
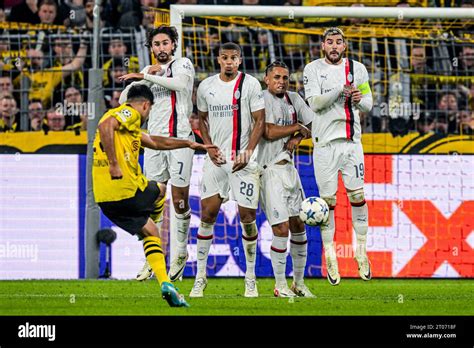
left=145, top=25, right=179, bottom=55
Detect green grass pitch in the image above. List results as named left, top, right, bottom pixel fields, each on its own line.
left=1, top=278, right=473, bottom=316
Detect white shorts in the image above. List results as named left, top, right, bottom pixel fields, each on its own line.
left=260, top=162, right=305, bottom=226
left=200, top=158, right=260, bottom=209
left=143, top=135, right=195, bottom=188
left=313, top=139, right=365, bottom=197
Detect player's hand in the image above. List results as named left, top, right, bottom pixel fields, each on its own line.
left=109, top=163, right=123, bottom=180
left=298, top=123, right=311, bottom=139
left=118, top=73, right=144, bottom=82
left=190, top=142, right=218, bottom=152
left=351, top=87, right=362, bottom=104
left=31, top=118, right=41, bottom=131
left=343, top=84, right=353, bottom=98
left=147, top=64, right=163, bottom=76
left=232, top=151, right=250, bottom=173
left=284, top=136, right=302, bottom=153
left=208, top=147, right=226, bottom=166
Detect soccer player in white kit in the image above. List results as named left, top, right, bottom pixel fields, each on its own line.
left=119, top=26, right=195, bottom=282
left=258, top=61, right=315, bottom=297
left=303, top=27, right=373, bottom=285
left=190, top=42, right=265, bottom=298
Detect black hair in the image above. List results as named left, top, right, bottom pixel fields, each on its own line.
left=219, top=42, right=242, bottom=55
left=265, top=60, right=289, bottom=76
left=127, top=85, right=154, bottom=105
left=146, top=25, right=179, bottom=55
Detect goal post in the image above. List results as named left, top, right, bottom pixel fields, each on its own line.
left=160, top=4, right=473, bottom=277
left=170, top=4, right=474, bottom=59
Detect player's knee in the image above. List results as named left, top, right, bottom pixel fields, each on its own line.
left=321, top=195, right=337, bottom=210
left=347, top=188, right=366, bottom=206
left=289, top=216, right=305, bottom=233
left=272, top=222, right=289, bottom=237
left=201, top=206, right=219, bottom=224
left=239, top=209, right=256, bottom=223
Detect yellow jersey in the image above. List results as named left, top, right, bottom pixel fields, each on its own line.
left=92, top=103, right=148, bottom=203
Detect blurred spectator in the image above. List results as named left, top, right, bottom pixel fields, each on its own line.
left=52, top=36, right=84, bottom=88
left=15, top=40, right=87, bottom=108
left=105, top=89, right=121, bottom=109
left=60, top=0, right=87, bottom=28
left=45, top=108, right=66, bottom=131
left=63, top=86, right=85, bottom=129
left=141, top=9, right=155, bottom=30
left=37, top=0, right=61, bottom=25
left=28, top=99, right=46, bottom=131
left=102, top=37, right=139, bottom=86
left=457, top=45, right=474, bottom=76
left=436, top=91, right=459, bottom=133
left=0, top=93, right=19, bottom=132
left=416, top=113, right=434, bottom=135
left=458, top=109, right=473, bottom=135
left=0, top=75, right=14, bottom=94
left=0, top=8, right=6, bottom=23
left=8, top=0, right=40, bottom=24
left=104, top=57, right=127, bottom=90
left=83, top=0, right=104, bottom=30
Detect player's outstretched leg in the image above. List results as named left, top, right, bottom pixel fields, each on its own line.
left=348, top=189, right=371, bottom=281
left=136, top=191, right=167, bottom=281
left=289, top=226, right=315, bottom=298
left=141, top=219, right=189, bottom=308
left=321, top=196, right=340, bottom=285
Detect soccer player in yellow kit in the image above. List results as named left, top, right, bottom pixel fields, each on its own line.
left=92, top=84, right=215, bottom=307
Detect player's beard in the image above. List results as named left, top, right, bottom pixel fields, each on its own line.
left=155, top=51, right=171, bottom=64
left=325, top=50, right=343, bottom=64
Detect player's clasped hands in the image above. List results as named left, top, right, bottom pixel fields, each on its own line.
left=147, top=64, right=163, bottom=76
left=343, top=84, right=362, bottom=104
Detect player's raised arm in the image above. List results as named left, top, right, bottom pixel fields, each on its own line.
left=61, top=36, right=88, bottom=78
left=141, top=132, right=216, bottom=152
left=118, top=67, right=153, bottom=105
left=97, top=117, right=122, bottom=180
left=304, top=64, right=343, bottom=113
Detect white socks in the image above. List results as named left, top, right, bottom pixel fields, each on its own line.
left=196, top=221, right=214, bottom=279
left=175, top=209, right=191, bottom=257
left=270, top=235, right=288, bottom=287
left=352, top=203, right=368, bottom=257
left=241, top=221, right=258, bottom=279
left=290, top=231, right=307, bottom=285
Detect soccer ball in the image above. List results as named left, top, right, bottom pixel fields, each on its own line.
left=299, top=197, right=330, bottom=226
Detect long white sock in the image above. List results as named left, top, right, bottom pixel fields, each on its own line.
left=270, top=235, right=288, bottom=287
left=241, top=221, right=258, bottom=279
left=351, top=202, right=368, bottom=257
left=290, top=231, right=307, bottom=285
left=321, top=209, right=335, bottom=250
left=196, top=221, right=214, bottom=279
left=175, top=209, right=191, bottom=257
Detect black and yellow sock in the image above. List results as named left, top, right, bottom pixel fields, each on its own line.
left=150, top=194, right=166, bottom=224
left=143, top=236, right=170, bottom=285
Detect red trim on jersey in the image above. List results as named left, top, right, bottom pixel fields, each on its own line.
left=344, top=58, right=355, bottom=140
left=169, top=91, right=177, bottom=137
left=231, top=72, right=244, bottom=160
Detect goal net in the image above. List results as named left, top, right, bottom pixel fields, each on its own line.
left=146, top=4, right=473, bottom=279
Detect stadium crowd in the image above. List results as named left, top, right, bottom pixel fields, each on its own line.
left=0, top=0, right=472, bottom=135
